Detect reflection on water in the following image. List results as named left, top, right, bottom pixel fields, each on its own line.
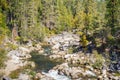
left=30, top=53, right=63, bottom=72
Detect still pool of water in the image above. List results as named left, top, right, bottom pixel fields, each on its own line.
left=30, top=52, right=63, bottom=72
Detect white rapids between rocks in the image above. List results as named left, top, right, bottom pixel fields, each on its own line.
left=42, top=70, right=71, bottom=80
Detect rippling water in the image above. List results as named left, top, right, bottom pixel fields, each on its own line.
left=42, top=70, right=71, bottom=80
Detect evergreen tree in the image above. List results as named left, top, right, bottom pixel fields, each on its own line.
left=106, top=0, right=120, bottom=34
left=57, top=0, right=73, bottom=32
left=83, top=0, right=98, bottom=35
left=0, top=0, right=9, bottom=45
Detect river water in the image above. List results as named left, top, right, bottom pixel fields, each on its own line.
left=30, top=52, right=62, bottom=72
left=30, top=50, right=70, bottom=80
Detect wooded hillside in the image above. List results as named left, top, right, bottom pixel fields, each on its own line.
left=0, top=0, right=119, bottom=43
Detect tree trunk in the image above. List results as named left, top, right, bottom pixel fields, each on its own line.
left=12, top=24, right=18, bottom=43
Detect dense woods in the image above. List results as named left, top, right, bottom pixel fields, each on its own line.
left=0, top=0, right=119, bottom=44
left=0, top=0, right=120, bottom=79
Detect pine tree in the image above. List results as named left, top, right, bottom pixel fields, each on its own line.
left=83, top=0, right=98, bottom=35
left=39, top=0, right=58, bottom=30
left=106, top=0, right=120, bottom=34
left=57, top=0, right=74, bottom=32
left=0, top=0, right=9, bottom=46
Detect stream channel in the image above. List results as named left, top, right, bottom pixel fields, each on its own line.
left=30, top=45, right=71, bottom=80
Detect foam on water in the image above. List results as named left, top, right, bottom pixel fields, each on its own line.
left=42, top=70, right=71, bottom=80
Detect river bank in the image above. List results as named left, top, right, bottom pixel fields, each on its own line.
left=1, top=32, right=120, bottom=80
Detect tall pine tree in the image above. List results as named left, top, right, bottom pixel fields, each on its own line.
left=106, top=0, right=120, bottom=34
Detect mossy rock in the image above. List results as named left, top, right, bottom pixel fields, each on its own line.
left=114, top=72, right=120, bottom=77
left=92, top=50, right=104, bottom=69
left=9, top=69, right=21, bottom=79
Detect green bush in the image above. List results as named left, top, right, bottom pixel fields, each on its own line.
left=6, top=43, right=18, bottom=50
left=0, top=48, right=7, bottom=68
left=68, top=47, right=74, bottom=54
left=9, top=63, right=36, bottom=79
left=114, top=72, right=120, bottom=77
left=9, top=69, right=21, bottom=79
left=92, top=50, right=104, bottom=69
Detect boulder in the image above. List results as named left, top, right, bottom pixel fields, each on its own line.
left=35, top=72, right=45, bottom=79
left=2, top=76, right=11, bottom=80
left=18, top=73, right=30, bottom=80
left=52, top=43, right=61, bottom=50
left=45, top=32, right=80, bottom=53
left=49, top=54, right=61, bottom=59
left=4, top=47, right=32, bottom=75
left=84, top=70, right=96, bottom=77
left=19, top=47, right=30, bottom=53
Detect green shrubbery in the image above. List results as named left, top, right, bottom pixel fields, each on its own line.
left=92, top=50, right=104, bottom=69
left=9, top=69, right=21, bottom=79
left=0, top=48, right=7, bottom=68
left=68, top=47, right=74, bottom=54
left=6, top=43, right=18, bottom=50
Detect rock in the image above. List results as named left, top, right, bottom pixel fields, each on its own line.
left=18, top=73, right=30, bottom=80
left=19, top=47, right=30, bottom=53
left=102, top=67, right=107, bottom=78
left=49, top=54, right=61, bottom=59
left=58, top=51, right=66, bottom=55
left=86, top=66, right=94, bottom=71
left=29, top=61, right=36, bottom=68
left=4, top=46, right=32, bottom=75
left=40, top=77, right=54, bottom=80
left=2, top=76, right=11, bottom=80
left=52, top=50, right=59, bottom=54
left=35, top=72, right=45, bottom=79
left=64, top=54, right=81, bottom=65
left=54, top=63, right=69, bottom=71
left=26, top=40, right=32, bottom=47
left=84, top=70, right=96, bottom=77
left=71, top=72, right=82, bottom=79
left=38, top=49, right=44, bottom=54
left=7, top=48, right=31, bottom=60
left=61, top=63, right=69, bottom=68
left=108, top=75, right=120, bottom=80
left=117, top=61, right=120, bottom=71
left=52, top=43, right=61, bottom=50
left=98, top=75, right=103, bottom=80
left=68, top=67, right=83, bottom=79
left=45, top=32, right=80, bottom=52
left=64, top=54, right=72, bottom=59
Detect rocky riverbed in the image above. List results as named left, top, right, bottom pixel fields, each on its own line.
left=1, top=32, right=120, bottom=80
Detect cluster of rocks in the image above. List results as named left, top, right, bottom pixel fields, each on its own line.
left=2, top=32, right=120, bottom=80
left=52, top=62, right=120, bottom=80
left=4, top=46, right=35, bottom=76
left=45, top=32, right=81, bottom=60
left=53, top=63, right=96, bottom=79
left=109, top=61, right=120, bottom=73
left=33, top=70, right=71, bottom=80
left=43, top=32, right=120, bottom=79
left=45, top=32, right=80, bottom=53
left=48, top=52, right=120, bottom=80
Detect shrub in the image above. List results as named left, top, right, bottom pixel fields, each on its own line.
left=6, top=43, right=18, bottom=50
left=9, top=69, right=21, bottom=79
left=92, top=50, right=104, bottom=69
left=68, top=47, right=74, bottom=54
left=0, top=48, right=7, bottom=68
